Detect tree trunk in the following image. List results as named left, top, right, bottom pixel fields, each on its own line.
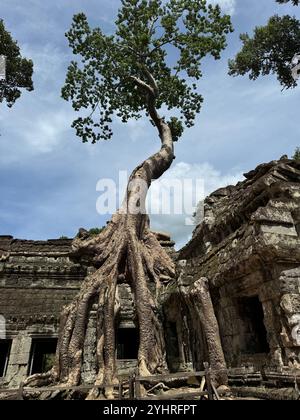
left=24, top=110, right=176, bottom=399
left=180, top=278, right=228, bottom=387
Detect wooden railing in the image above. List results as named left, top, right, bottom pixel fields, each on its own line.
left=0, top=381, right=124, bottom=400
left=0, top=363, right=220, bottom=400
left=133, top=362, right=219, bottom=400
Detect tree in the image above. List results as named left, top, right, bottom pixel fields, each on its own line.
left=229, top=0, right=300, bottom=89
left=25, top=0, right=232, bottom=397
left=0, top=20, right=33, bottom=107
left=293, top=147, right=300, bottom=160
left=277, top=1, right=299, bottom=5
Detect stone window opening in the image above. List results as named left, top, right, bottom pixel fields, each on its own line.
left=116, top=327, right=139, bottom=360
left=0, top=339, right=11, bottom=378
left=28, top=338, right=58, bottom=375
left=238, top=296, right=270, bottom=355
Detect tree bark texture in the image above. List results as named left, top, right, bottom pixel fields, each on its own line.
left=24, top=77, right=177, bottom=398
left=180, top=278, right=228, bottom=387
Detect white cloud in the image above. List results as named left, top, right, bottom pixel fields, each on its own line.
left=0, top=105, right=74, bottom=164
left=149, top=161, right=243, bottom=249
left=23, top=111, right=73, bottom=153
left=3, top=0, right=300, bottom=249
left=163, top=161, right=242, bottom=193
left=208, top=0, right=236, bottom=15
left=22, top=43, right=68, bottom=85
left=121, top=118, right=149, bottom=143
left=0, top=40, right=75, bottom=163
left=160, top=0, right=236, bottom=15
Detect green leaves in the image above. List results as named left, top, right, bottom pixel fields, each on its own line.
left=0, top=20, right=33, bottom=108
left=229, top=2, right=300, bottom=89
left=293, top=147, right=300, bottom=161
left=168, top=117, right=184, bottom=141
left=62, top=1, right=232, bottom=143
left=87, top=227, right=105, bottom=236
left=276, top=0, right=299, bottom=5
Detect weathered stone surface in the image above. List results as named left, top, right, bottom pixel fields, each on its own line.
left=178, top=158, right=300, bottom=375
left=1, top=157, right=300, bottom=392
left=0, top=238, right=86, bottom=388
left=0, top=234, right=175, bottom=388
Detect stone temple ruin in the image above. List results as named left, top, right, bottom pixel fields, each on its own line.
left=0, top=157, right=300, bottom=397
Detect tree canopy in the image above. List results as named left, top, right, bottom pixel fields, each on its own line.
left=293, top=147, right=300, bottom=160
left=277, top=0, right=299, bottom=5
left=0, top=19, right=33, bottom=107
left=229, top=0, right=300, bottom=89
left=62, top=0, right=233, bottom=144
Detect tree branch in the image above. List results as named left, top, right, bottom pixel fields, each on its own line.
left=130, top=75, right=154, bottom=96
left=147, top=94, right=163, bottom=138
left=141, top=65, right=159, bottom=97
left=148, top=17, right=159, bottom=37
left=149, top=36, right=179, bottom=56
left=130, top=75, right=163, bottom=137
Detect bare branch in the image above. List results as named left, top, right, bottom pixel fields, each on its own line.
left=149, top=36, right=179, bottom=56
left=115, top=42, right=143, bottom=58
left=141, top=65, right=159, bottom=97
left=130, top=75, right=163, bottom=137
left=130, top=76, right=154, bottom=96
left=148, top=17, right=159, bottom=37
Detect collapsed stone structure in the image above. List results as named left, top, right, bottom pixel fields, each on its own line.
left=178, top=157, right=300, bottom=381
left=1, top=157, right=300, bottom=391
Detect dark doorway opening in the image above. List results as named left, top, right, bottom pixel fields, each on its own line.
left=238, top=296, right=270, bottom=354
left=0, top=340, right=11, bottom=377
left=165, top=321, right=180, bottom=358
left=116, top=328, right=139, bottom=360
left=165, top=321, right=181, bottom=372
left=29, top=338, right=57, bottom=375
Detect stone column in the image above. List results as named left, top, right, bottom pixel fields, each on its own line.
left=6, top=333, right=32, bottom=387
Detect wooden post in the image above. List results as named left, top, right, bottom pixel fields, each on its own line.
left=134, top=369, right=141, bottom=400
left=211, top=383, right=221, bottom=400
left=118, top=380, right=123, bottom=400
left=204, top=362, right=214, bottom=401
left=129, top=374, right=135, bottom=399
left=17, top=382, right=24, bottom=401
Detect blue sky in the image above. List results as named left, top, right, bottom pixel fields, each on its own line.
left=0, top=0, right=300, bottom=249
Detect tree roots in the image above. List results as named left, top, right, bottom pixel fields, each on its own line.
left=24, top=213, right=175, bottom=399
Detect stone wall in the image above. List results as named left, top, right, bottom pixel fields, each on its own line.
left=1, top=158, right=300, bottom=389
left=0, top=237, right=86, bottom=387
left=177, top=158, right=300, bottom=376
left=0, top=232, right=176, bottom=387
